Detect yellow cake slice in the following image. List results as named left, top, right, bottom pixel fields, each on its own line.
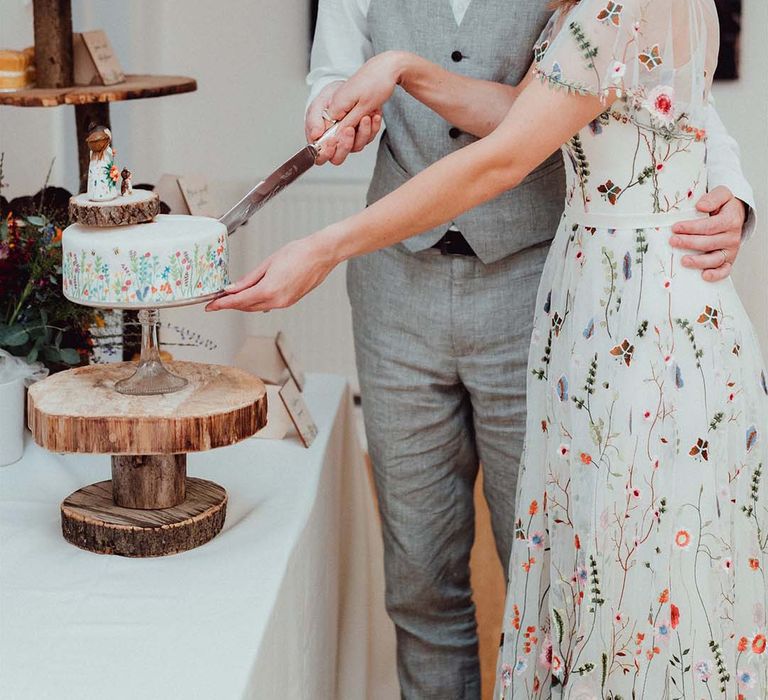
left=0, top=48, right=33, bottom=91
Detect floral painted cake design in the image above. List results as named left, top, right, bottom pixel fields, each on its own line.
left=62, top=215, right=229, bottom=307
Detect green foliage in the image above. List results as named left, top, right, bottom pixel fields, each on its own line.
left=569, top=21, right=599, bottom=68
left=0, top=157, right=96, bottom=370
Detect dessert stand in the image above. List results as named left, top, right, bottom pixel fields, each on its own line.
left=28, top=295, right=268, bottom=557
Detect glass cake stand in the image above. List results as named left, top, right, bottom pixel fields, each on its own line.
left=71, top=291, right=224, bottom=396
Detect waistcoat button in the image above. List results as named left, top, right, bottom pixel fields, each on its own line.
left=451, top=50, right=464, bottom=62
left=449, top=127, right=462, bottom=139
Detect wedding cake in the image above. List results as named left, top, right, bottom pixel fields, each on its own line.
left=62, top=125, right=229, bottom=307
left=62, top=215, right=229, bottom=306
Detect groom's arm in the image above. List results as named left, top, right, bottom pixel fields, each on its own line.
left=325, top=51, right=532, bottom=146
left=307, top=0, right=373, bottom=107
left=670, top=98, right=756, bottom=281
left=702, top=97, right=756, bottom=240
left=306, top=0, right=381, bottom=165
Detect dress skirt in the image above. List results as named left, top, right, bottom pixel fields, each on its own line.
left=498, top=209, right=768, bottom=700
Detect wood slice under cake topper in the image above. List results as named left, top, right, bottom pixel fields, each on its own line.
left=28, top=362, right=268, bottom=557
left=69, top=189, right=160, bottom=226
left=68, top=122, right=161, bottom=226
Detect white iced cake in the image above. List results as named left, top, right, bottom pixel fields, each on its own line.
left=62, top=214, right=229, bottom=307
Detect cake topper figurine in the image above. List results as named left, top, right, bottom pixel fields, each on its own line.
left=120, top=167, right=133, bottom=197
left=86, top=124, right=119, bottom=202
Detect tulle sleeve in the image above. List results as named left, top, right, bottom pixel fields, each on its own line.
left=532, top=0, right=719, bottom=124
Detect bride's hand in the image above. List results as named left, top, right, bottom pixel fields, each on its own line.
left=205, top=234, right=340, bottom=313
left=327, top=51, right=409, bottom=132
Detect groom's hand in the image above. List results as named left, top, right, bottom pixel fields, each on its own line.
left=670, top=186, right=746, bottom=282
left=306, top=81, right=382, bottom=166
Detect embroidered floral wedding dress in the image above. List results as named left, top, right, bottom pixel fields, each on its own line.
left=498, top=1, right=768, bottom=698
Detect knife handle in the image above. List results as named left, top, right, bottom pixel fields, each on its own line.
left=310, top=123, right=341, bottom=159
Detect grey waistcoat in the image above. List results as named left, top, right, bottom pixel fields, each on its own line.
left=367, top=0, right=566, bottom=264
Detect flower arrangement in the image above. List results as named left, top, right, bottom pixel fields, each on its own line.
left=0, top=157, right=96, bottom=370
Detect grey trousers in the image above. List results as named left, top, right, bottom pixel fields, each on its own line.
left=347, top=240, right=549, bottom=700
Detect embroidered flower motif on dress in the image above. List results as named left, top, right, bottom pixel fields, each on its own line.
left=607, top=60, right=627, bottom=86
left=674, top=529, right=691, bottom=549
left=644, top=85, right=676, bottom=124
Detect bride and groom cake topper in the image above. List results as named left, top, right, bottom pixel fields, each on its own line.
left=85, top=123, right=131, bottom=202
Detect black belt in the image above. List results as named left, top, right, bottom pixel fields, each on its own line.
left=432, top=229, right=477, bottom=257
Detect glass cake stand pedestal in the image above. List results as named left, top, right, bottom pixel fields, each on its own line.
left=115, top=308, right=189, bottom=395
left=77, top=290, right=224, bottom=396
left=27, top=292, right=268, bottom=557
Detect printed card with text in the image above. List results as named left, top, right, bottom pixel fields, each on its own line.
left=77, top=30, right=125, bottom=85
left=178, top=176, right=215, bottom=217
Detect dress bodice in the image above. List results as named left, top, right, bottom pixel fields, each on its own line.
left=558, top=99, right=708, bottom=217
left=532, top=0, right=718, bottom=219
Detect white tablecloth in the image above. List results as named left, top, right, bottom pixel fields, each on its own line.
left=0, top=375, right=398, bottom=700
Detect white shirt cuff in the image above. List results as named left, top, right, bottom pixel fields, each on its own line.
left=306, top=73, right=351, bottom=115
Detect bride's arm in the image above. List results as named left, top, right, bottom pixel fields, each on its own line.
left=207, top=80, right=607, bottom=313
left=328, top=79, right=601, bottom=258
left=328, top=51, right=535, bottom=139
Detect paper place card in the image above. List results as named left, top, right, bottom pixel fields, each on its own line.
left=279, top=378, right=317, bottom=448
left=275, top=331, right=306, bottom=392
left=178, top=176, right=215, bottom=217
left=73, top=30, right=125, bottom=86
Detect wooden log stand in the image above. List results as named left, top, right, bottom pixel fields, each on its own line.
left=28, top=362, right=268, bottom=557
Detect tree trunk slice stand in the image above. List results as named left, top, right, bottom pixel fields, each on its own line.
left=28, top=362, right=268, bottom=557
left=61, top=478, right=228, bottom=558
left=69, top=190, right=160, bottom=226
left=0, top=73, right=198, bottom=108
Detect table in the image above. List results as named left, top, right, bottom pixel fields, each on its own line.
left=0, top=375, right=398, bottom=700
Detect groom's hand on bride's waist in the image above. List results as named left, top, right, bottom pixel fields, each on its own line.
left=669, top=186, right=747, bottom=283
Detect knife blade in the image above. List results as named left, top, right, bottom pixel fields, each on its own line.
left=219, top=123, right=340, bottom=235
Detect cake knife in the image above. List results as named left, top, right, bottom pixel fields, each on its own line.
left=219, top=121, right=341, bottom=235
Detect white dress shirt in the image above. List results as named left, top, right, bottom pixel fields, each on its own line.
left=308, top=0, right=756, bottom=239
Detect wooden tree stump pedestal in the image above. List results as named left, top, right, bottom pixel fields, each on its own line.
left=28, top=362, right=268, bottom=557
left=69, top=190, right=160, bottom=227
left=61, top=476, right=227, bottom=558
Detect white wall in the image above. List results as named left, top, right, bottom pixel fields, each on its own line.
left=1, top=0, right=766, bottom=365
left=0, top=2, right=74, bottom=194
